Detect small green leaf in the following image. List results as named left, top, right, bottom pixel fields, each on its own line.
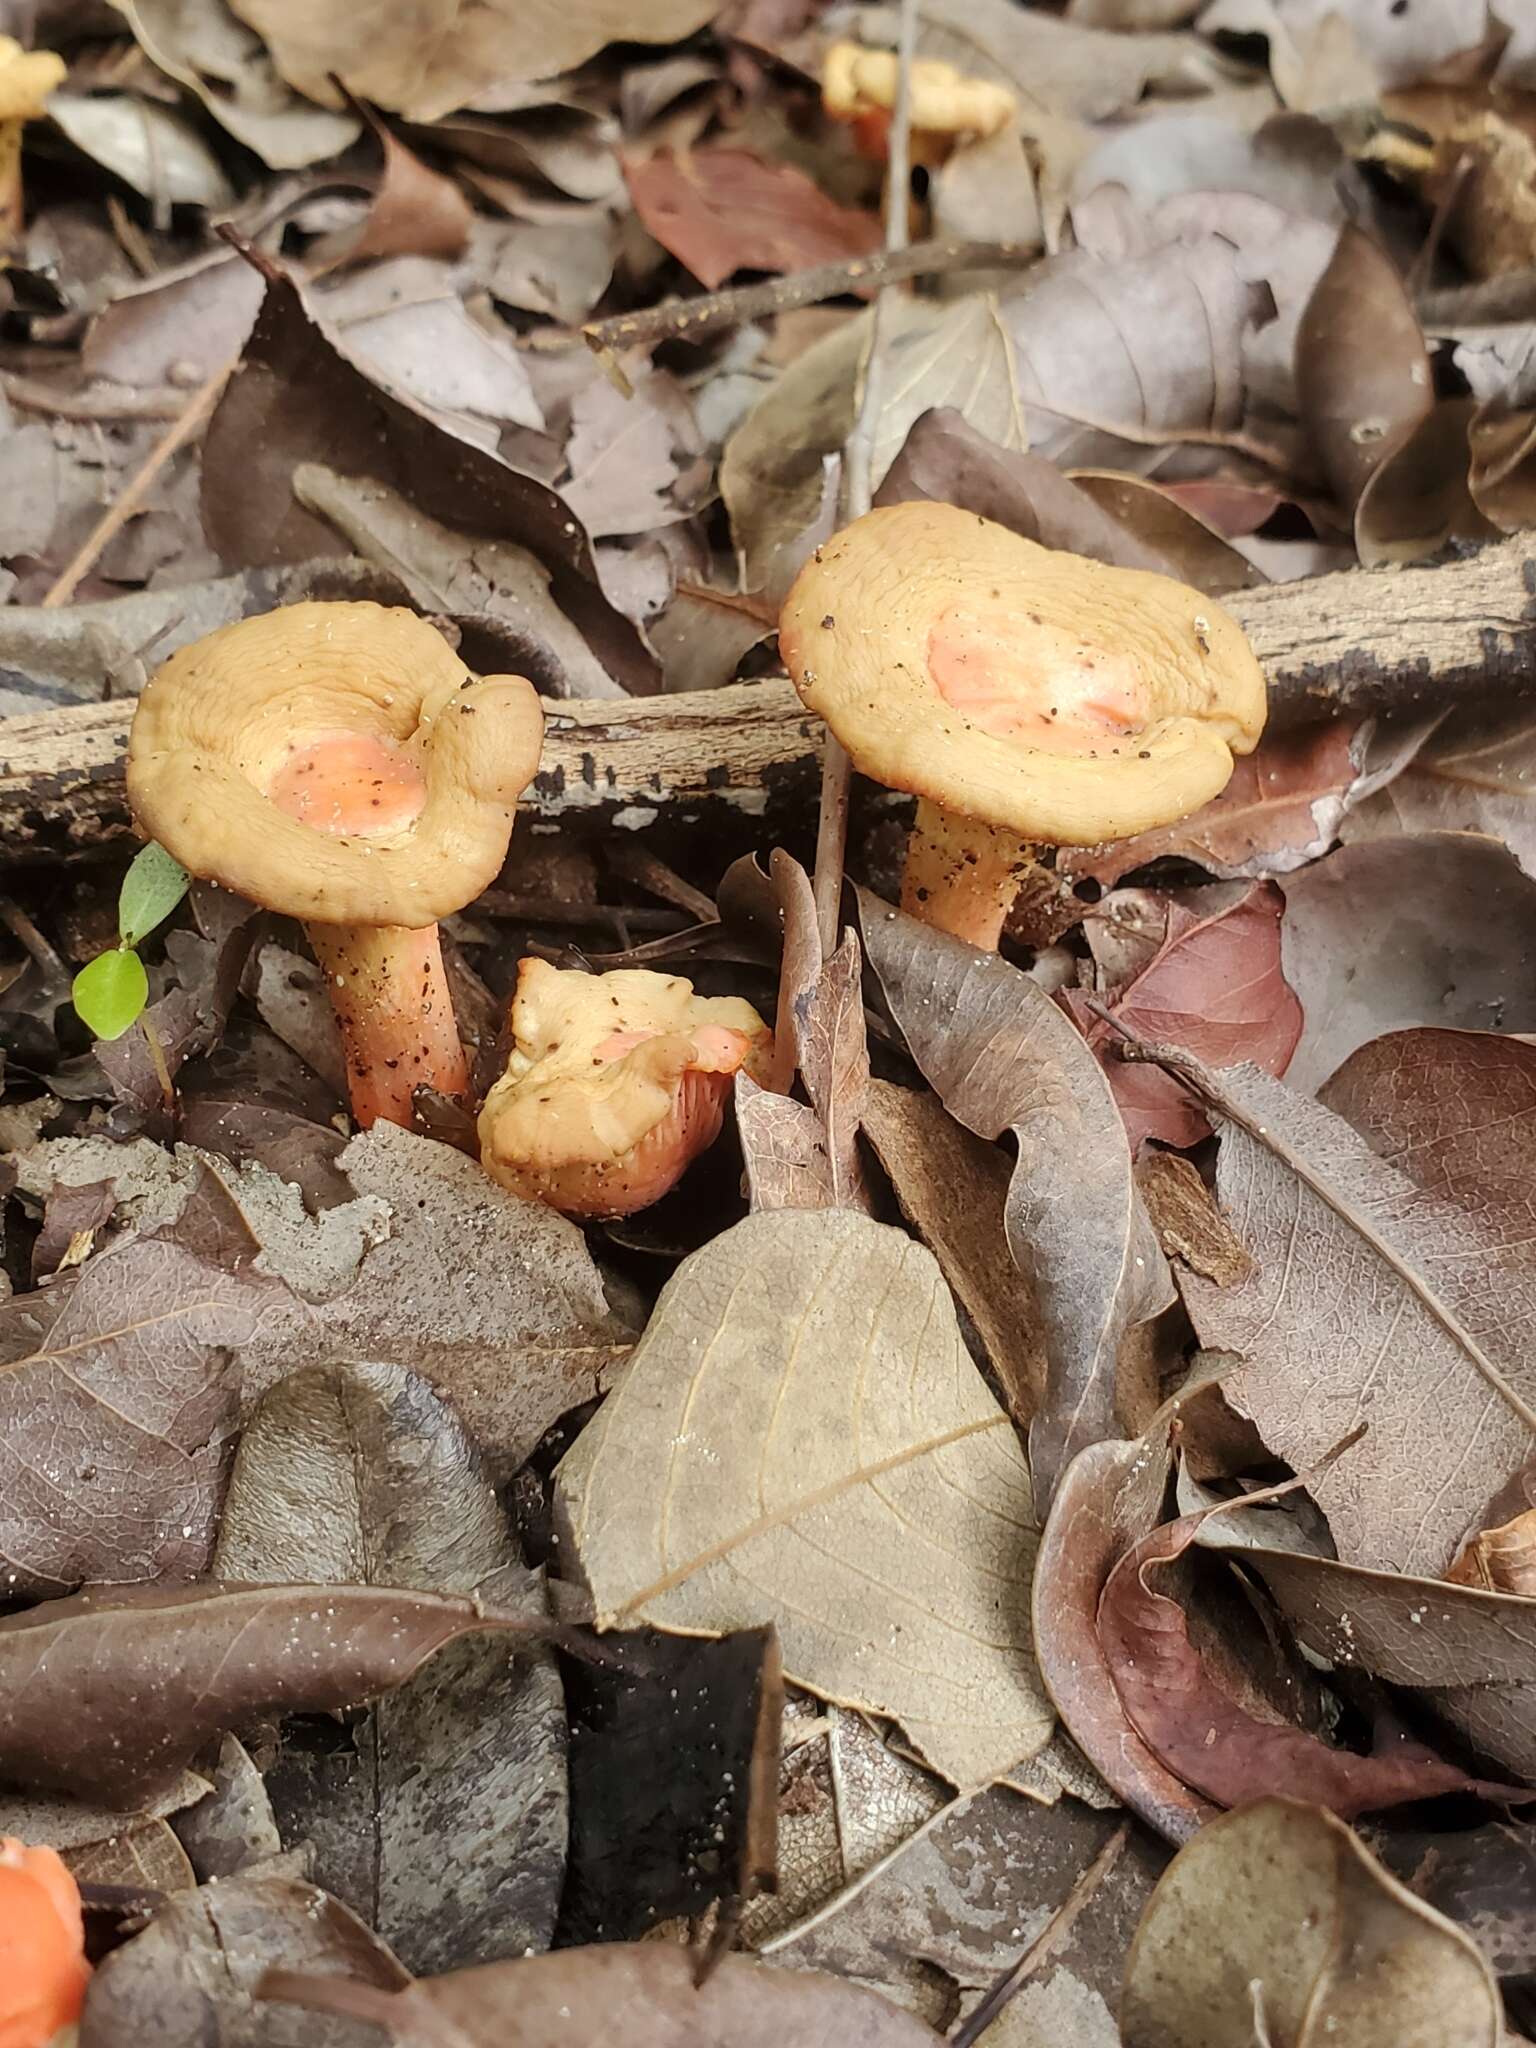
left=118, top=842, right=190, bottom=949
left=73, top=947, right=149, bottom=1041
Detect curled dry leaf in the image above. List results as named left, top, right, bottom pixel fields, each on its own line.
left=1280, top=833, right=1536, bottom=1091
left=214, top=1361, right=568, bottom=1974
left=80, top=1871, right=407, bottom=2048
left=857, top=894, right=1170, bottom=1508
left=1295, top=223, right=1432, bottom=517
left=309, top=112, right=473, bottom=273
left=625, top=148, right=880, bottom=290
left=1446, top=1507, right=1536, bottom=1595
left=1174, top=1057, right=1536, bottom=1576
left=1342, top=703, right=1536, bottom=879
left=745, top=917, right=872, bottom=1212
left=1120, top=1798, right=1501, bottom=2048
left=264, top=1939, right=942, bottom=2046
left=0, top=1581, right=564, bottom=1809
left=1066, top=880, right=1301, bottom=1151
left=0, top=1170, right=291, bottom=1599
left=554, top=1207, right=1052, bottom=1791
left=1101, top=1511, right=1531, bottom=1818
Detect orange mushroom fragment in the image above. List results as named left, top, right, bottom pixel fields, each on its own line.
left=779, top=501, right=1267, bottom=949
left=479, top=961, right=774, bottom=1218
left=0, top=40, right=65, bottom=249
left=822, top=40, right=1016, bottom=169
left=0, top=1839, right=90, bottom=2048
left=126, top=602, right=544, bottom=1130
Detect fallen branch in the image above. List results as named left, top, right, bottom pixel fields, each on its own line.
left=1, top=536, right=1534, bottom=861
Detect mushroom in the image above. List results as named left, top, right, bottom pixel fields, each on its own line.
left=127, top=602, right=543, bottom=1130
left=778, top=501, right=1267, bottom=950
left=0, top=1837, right=90, bottom=2046
left=823, top=40, right=1016, bottom=170
left=0, top=38, right=63, bottom=247
left=479, top=960, right=773, bottom=1218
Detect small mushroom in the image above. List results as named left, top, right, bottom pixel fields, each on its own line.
left=0, top=1837, right=90, bottom=2046
left=127, top=602, right=543, bottom=1130
left=0, top=38, right=63, bottom=247
left=779, top=501, right=1267, bottom=949
left=479, top=960, right=773, bottom=1218
left=823, top=40, right=1015, bottom=170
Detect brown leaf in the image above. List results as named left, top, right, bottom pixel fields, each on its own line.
left=862, top=1078, right=1046, bottom=1427
left=1101, top=1511, right=1529, bottom=1817
left=228, top=0, right=720, bottom=123
left=1033, top=1409, right=1217, bottom=1845
left=555, top=1206, right=1052, bottom=1790
left=265, top=1940, right=942, bottom=2045
left=1295, top=224, right=1432, bottom=515
left=214, top=1360, right=568, bottom=1972
left=1354, top=398, right=1497, bottom=566
left=1175, top=1057, right=1536, bottom=1575
left=857, top=894, right=1170, bottom=1507
left=736, top=1076, right=836, bottom=1211
left=1445, top=1506, right=1536, bottom=1595
left=310, top=113, right=472, bottom=273
left=625, top=148, right=881, bottom=290
left=0, top=1579, right=563, bottom=1808
left=1342, top=704, right=1536, bottom=878
left=66, top=1817, right=195, bottom=1894
left=1068, top=881, right=1301, bottom=1150
left=171, top=1735, right=282, bottom=1882
left=0, top=1171, right=291, bottom=1599
left=1065, top=470, right=1266, bottom=592
left=1121, top=1798, right=1502, bottom=2048
left=1279, top=834, right=1536, bottom=1091
left=81, top=1871, right=407, bottom=2048
left=1135, top=1151, right=1253, bottom=1288
left=201, top=266, right=656, bottom=688
left=875, top=407, right=1254, bottom=588
left=1059, top=721, right=1375, bottom=892
left=31, top=1174, right=115, bottom=1282
left=560, top=368, right=692, bottom=541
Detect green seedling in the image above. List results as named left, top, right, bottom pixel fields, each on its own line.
left=72, top=842, right=190, bottom=1041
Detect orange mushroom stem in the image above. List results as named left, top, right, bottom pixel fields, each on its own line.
left=779, top=502, right=1268, bottom=951
left=126, top=603, right=544, bottom=1131
left=479, top=961, right=774, bottom=1218
left=0, top=1838, right=90, bottom=2048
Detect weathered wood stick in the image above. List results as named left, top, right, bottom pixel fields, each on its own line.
left=1, top=536, right=1533, bottom=863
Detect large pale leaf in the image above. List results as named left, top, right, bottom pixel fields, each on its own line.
left=1121, top=1799, right=1501, bottom=2048
left=554, top=1208, right=1051, bottom=1791
left=1176, top=1059, right=1536, bottom=1575
left=858, top=897, right=1170, bottom=1507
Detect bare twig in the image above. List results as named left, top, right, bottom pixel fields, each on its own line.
left=571, top=237, right=1034, bottom=358
left=813, top=0, right=919, bottom=956
left=40, top=361, right=234, bottom=609
left=949, top=1823, right=1131, bottom=2048
left=0, top=371, right=188, bottom=422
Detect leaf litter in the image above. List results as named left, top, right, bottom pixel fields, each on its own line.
left=4, top=0, right=1536, bottom=2032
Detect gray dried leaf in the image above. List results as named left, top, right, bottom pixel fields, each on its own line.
left=172, top=1735, right=282, bottom=1882
left=215, top=1361, right=567, bottom=1972
left=857, top=896, right=1170, bottom=1507
left=1341, top=705, right=1536, bottom=879
left=49, top=92, right=236, bottom=207
left=66, top=1817, right=197, bottom=1894
left=556, top=1207, right=1052, bottom=1790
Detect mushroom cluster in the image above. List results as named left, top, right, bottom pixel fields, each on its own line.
left=779, top=501, right=1267, bottom=949
left=127, top=602, right=543, bottom=1129
left=479, top=961, right=774, bottom=1218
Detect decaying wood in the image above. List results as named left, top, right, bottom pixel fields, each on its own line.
left=0, top=536, right=1533, bottom=863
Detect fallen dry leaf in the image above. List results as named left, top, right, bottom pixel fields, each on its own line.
left=228, top=0, right=721, bottom=123
left=67, top=1816, right=195, bottom=1894
left=309, top=111, right=473, bottom=273
left=861, top=1078, right=1046, bottom=1426
left=0, top=1579, right=563, bottom=1808
left=1342, top=704, right=1536, bottom=878
left=1174, top=1057, right=1536, bottom=1576
left=80, top=1871, right=407, bottom=2048
left=1120, top=1798, right=1502, bottom=2048
left=858, top=895, right=1170, bottom=1508
left=1279, top=833, right=1536, bottom=1091
left=214, top=1360, right=568, bottom=1973
left=625, top=148, right=880, bottom=290
left=1101, top=1510, right=1529, bottom=1817
left=1067, top=880, right=1301, bottom=1151
left=554, top=1206, right=1052, bottom=1791
left=0, top=1170, right=290, bottom=1599
left=171, top=1734, right=281, bottom=1882
left=265, top=1939, right=942, bottom=2045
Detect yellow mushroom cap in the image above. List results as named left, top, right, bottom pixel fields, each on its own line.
left=479, top=961, right=774, bottom=1218
left=778, top=501, right=1267, bottom=847
left=0, top=38, right=65, bottom=123
left=126, top=602, right=544, bottom=929
left=823, top=40, right=1016, bottom=139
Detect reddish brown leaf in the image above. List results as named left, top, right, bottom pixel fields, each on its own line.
left=0, top=1580, right=564, bottom=1808
left=1067, top=881, right=1302, bottom=1150
left=1099, top=1513, right=1534, bottom=1818
left=311, top=110, right=472, bottom=272
left=625, top=148, right=880, bottom=290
